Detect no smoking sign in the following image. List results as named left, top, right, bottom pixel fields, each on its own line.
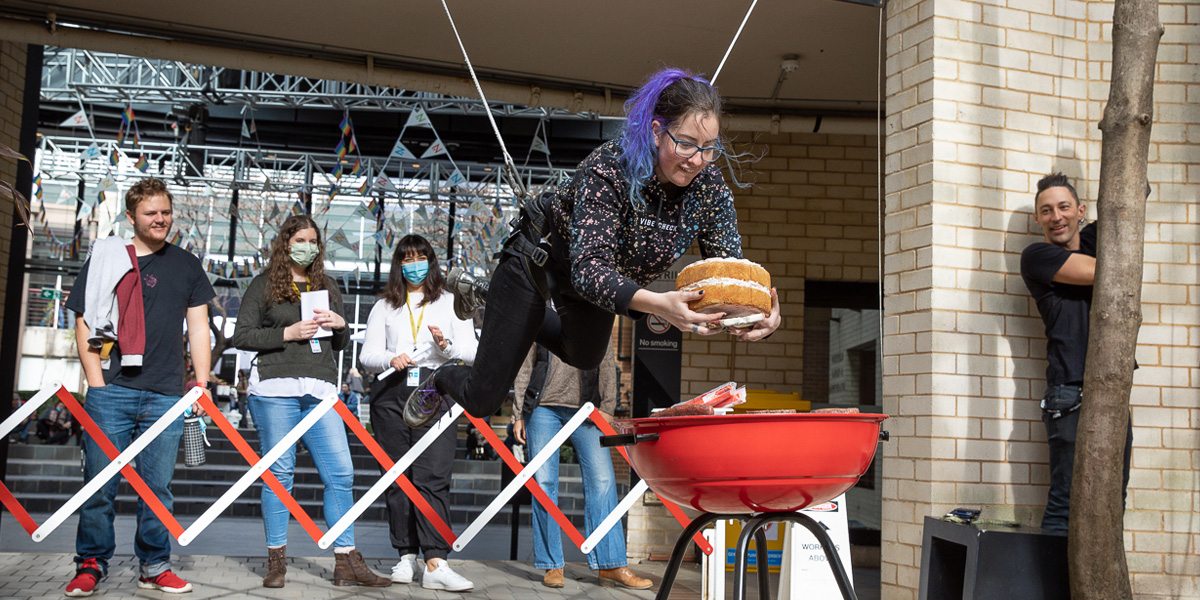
left=647, top=314, right=670, bottom=335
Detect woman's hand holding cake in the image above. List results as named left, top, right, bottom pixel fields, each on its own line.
left=729, top=287, right=781, bottom=341
left=672, top=257, right=781, bottom=340
left=629, top=288, right=727, bottom=335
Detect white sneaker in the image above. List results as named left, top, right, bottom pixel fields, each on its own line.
left=421, top=562, right=474, bottom=592
left=391, top=554, right=419, bottom=584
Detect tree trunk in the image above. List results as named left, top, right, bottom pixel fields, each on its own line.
left=1069, top=0, right=1162, bottom=598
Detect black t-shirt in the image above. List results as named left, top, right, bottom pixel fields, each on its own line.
left=1020, top=222, right=1096, bottom=386
left=66, top=242, right=216, bottom=396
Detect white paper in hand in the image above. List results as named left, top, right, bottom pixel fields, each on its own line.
left=300, top=290, right=333, bottom=338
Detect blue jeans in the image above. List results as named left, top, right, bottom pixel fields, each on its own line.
left=248, top=394, right=355, bottom=548
left=75, top=384, right=183, bottom=578
left=527, top=405, right=626, bottom=570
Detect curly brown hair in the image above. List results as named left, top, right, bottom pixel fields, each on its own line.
left=265, top=215, right=328, bottom=306
left=125, top=178, right=174, bottom=213
left=380, top=234, right=445, bottom=309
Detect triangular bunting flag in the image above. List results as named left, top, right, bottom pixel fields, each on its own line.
left=390, top=139, right=415, bottom=160
left=375, top=174, right=398, bottom=193
left=445, top=168, right=467, bottom=189
left=80, top=143, right=101, bottom=162
left=354, top=202, right=374, bottom=220
left=531, top=129, right=550, bottom=155
left=421, top=137, right=448, bottom=159
left=405, top=106, right=432, bottom=129
left=59, top=108, right=89, bottom=128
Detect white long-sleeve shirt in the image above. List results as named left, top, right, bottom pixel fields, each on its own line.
left=359, top=291, right=478, bottom=372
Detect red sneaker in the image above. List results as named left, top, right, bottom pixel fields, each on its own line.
left=137, top=570, right=193, bottom=594
left=66, top=558, right=103, bottom=597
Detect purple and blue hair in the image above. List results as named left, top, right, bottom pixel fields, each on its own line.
left=619, top=68, right=719, bottom=211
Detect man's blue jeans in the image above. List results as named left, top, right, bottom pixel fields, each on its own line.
left=76, top=384, right=184, bottom=578
left=527, top=405, right=627, bottom=570
left=248, top=394, right=356, bottom=548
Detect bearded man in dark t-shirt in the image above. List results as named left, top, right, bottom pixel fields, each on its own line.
left=1020, top=172, right=1132, bottom=533
left=63, top=178, right=215, bottom=596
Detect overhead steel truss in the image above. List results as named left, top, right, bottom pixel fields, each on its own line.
left=41, top=47, right=619, bottom=120
left=36, top=135, right=572, bottom=202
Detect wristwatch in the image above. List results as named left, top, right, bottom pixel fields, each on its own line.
left=441, top=338, right=453, bottom=350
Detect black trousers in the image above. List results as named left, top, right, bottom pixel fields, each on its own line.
left=437, top=250, right=614, bottom=418
left=370, top=376, right=456, bottom=560
left=1040, top=384, right=1133, bottom=532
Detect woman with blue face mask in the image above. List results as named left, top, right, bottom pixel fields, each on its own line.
left=231, top=215, right=389, bottom=589
left=358, top=234, right=478, bottom=592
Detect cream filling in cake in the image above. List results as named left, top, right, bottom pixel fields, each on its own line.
left=679, top=277, right=770, bottom=295
left=684, top=257, right=760, bottom=267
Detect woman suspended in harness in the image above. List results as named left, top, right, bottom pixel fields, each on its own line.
left=403, top=67, right=782, bottom=429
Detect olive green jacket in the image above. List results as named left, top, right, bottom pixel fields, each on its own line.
left=231, top=273, right=349, bottom=384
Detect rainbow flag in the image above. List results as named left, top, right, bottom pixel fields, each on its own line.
left=385, top=229, right=395, bottom=248
left=115, top=128, right=126, bottom=146
left=339, top=113, right=352, bottom=136
left=32, top=173, right=42, bottom=200
left=291, top=200, right=306, bottom=216
left=334, top=138, right=347, bottom=160
left=368, top=198, right=381, bottom=219
left=109, top=150, right=120, bottom=166
left=349, top=133, right=358, bottom=153
left=121, top=105, right=134, bottom=126
left=168, top=230, right=182, bottom=245
left=357, top=178, right=369, bottom=195
left=332, top=162, right=344, bottom=179
left=134, top=155, right=149, bottom=173
left=350, top=158, right=363, bottom=176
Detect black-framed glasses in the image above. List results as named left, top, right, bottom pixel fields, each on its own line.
left=660, top=127, right=724, bottom=163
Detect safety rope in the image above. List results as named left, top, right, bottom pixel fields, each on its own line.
left=437, top=0, right=529, bottom=199
left=711, top=0, right=759, bottom=85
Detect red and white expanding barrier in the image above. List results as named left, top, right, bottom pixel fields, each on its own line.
left=2, top=381, right=711, bottom=558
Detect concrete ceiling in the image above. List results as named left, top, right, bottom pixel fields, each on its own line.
left=0, top=0, right=884, bottom=118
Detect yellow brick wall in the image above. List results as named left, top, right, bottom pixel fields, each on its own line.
left=625, top=130, right=882, bottom=560
left=0, top=42, right=27, bottom=344
left=679, top=131, right=882, bottom=397
left=883, top=0, right=1199, bottom=598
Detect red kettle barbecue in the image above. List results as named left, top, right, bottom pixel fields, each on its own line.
left=604, top=412, right=888, bottom=600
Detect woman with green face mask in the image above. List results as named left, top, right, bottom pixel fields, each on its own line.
left=231, top=214, right=389, bottom=589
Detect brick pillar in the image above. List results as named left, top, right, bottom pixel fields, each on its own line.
left=882, top=0, right=1200, bottom=598
left=0, top=42, right=27, bottom=340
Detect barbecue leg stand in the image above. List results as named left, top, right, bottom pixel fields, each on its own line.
left=735, top=512, right=858, bottom=600
left=655, top=513, right=770, bottom=600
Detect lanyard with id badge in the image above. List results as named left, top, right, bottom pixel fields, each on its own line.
left=406, top=298, right=426, bottom=386
left=296, top=280, right=332, bottom=354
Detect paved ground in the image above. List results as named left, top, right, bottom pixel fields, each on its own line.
left=0, top=514, right=880, bottom=599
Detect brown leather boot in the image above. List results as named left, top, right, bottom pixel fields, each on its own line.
left=263, top=546, right=286, bottom=588
left=543, top=568, right=565, bottom=588
left=598, top=566, right=652, bottom=590
left=333, top=550, right=391, bottom=587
